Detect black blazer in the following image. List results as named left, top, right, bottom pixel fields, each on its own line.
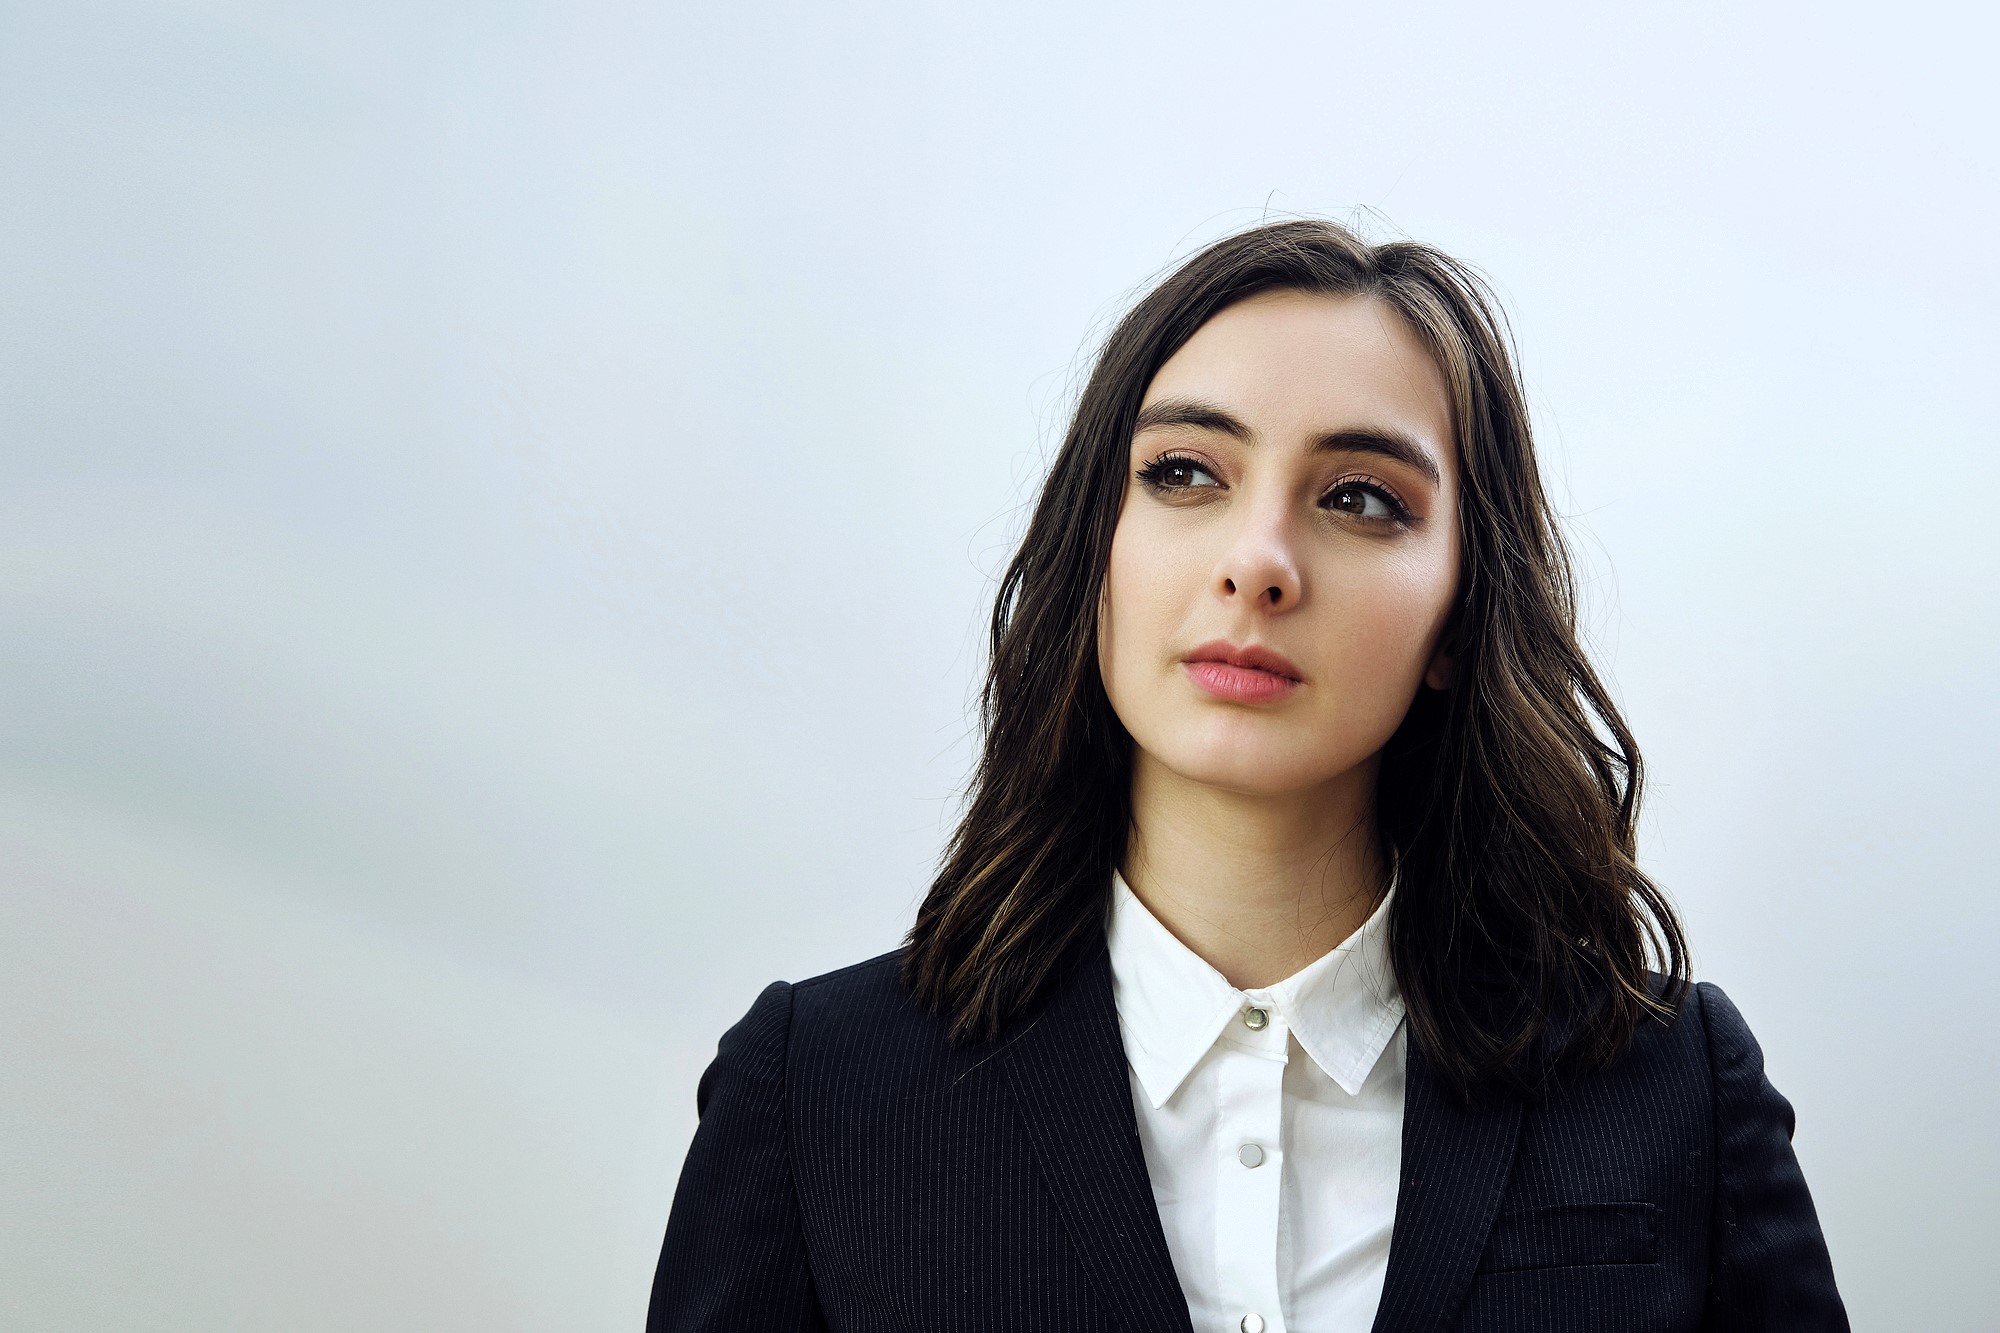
left=649, top=938, right=1847, bottom=1331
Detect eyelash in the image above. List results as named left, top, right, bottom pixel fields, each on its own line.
left=1134, top=452, right=1219, bottom=491
left=1135, top=452, right=1414, bottom=523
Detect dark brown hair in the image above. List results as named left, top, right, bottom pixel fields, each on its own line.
left=902, top=218, right=1687, bottom=1100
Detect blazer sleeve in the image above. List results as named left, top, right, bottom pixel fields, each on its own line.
left=647, top=981, right=827, bottom=1333
left=1697, top=981, right=1848, bottom=1331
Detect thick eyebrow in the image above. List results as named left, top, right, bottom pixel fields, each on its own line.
left=1131, top=396, right=1253, bottom=441
left=1312, top=427, right=1443, bottom=489
left=1133, top=395, right=1443, bottom=488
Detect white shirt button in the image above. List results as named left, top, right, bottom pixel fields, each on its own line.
left=1240, top=1315, right=1266, bottom=1333
left=1242, top=1006, right=1269, bottom=1030
left=1237, top=1142, right=1266, bottom=1168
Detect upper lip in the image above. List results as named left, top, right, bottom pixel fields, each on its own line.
left=1183, top=640, right=1304, bottom=681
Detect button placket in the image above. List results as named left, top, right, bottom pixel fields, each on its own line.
left=1214, top=998, right=1288, bottom=1333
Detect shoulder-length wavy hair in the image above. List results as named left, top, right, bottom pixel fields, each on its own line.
left=903, top=218, right=1687, bottom=1100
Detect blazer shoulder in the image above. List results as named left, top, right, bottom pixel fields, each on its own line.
left=789, top=947, right=916, bottom=1025
left=779, top=946, right=994, bottom=1094
left=711, top=950, right=911, bottom=1076
left=1571, top=976, right=1791, bottom=1107
left=1603, top=968, right=1708, bottom=1069
left=1688, top=979, right=1752, bottom=1054
left=793, top=945, right=907, bottom=995
left=1684, top=983, right=1849, bottom=1325
left=1687, top=979, right=1795, bottom=1129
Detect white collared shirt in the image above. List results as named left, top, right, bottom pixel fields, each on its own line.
left=1106, top=869, right=1406, bottom=1333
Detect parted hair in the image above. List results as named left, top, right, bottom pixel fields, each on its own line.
left=902, top=218, right=1687, bottom=1100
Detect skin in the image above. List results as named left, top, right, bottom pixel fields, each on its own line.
left=1097, top=289, right=1461, bottom=988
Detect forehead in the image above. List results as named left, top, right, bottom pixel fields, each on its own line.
left=1141, top=290, right=1455, bottom=453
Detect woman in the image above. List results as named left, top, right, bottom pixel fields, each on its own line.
left=648, top=220, right=1847, bottom=1331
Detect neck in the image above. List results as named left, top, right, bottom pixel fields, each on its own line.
left=1119, top=749, right=1389, bottom=990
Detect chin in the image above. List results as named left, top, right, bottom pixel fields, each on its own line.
left=1176, top=765, right=1315, bottom=798
left=1152, top=734, right=1338, bottom=799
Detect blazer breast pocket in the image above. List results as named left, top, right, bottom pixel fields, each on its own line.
left=1475, top=1201, right=1660, bottom=1274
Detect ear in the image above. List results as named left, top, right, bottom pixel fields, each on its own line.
left=1423, top=638, right=1457, bottom=690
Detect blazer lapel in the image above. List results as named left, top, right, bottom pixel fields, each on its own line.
left=1370, top=1041, right=1524, bottom=1333
left=1000, top=940, right=1195, bottom=1333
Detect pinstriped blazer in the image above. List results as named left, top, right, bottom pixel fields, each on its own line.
left=648, top=937, right=1847, bottom=1331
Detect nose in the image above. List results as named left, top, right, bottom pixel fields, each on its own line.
left=1212, top=503, right=1302, bottom=612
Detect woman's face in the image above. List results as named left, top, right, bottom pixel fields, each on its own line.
left=1097, top=289, right=1462, bottom=798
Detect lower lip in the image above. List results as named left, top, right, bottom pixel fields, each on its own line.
left=1183, top=660, right=1302, bottom=703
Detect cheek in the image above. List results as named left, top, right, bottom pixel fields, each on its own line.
left=1099, top=513, right=1196, bottom=697
left=1322, top=542, right=1458, bottom=680
left=1385, top=543, right=1457, bottom=630
left=1097, top=526, right=1148, bottom=692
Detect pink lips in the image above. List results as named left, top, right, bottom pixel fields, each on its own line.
left=1181, top=640, right=1305, bottom=704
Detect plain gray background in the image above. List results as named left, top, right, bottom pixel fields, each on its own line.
left=4, top=1, right=1995, bottom=1328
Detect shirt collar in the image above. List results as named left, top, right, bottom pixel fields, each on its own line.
left=1106, top=866, right=1404, bottom=1107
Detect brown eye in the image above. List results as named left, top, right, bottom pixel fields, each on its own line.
left=1324, top=483, right=1398, bottom=519
left=1138, top=455, right=1221, bottom=490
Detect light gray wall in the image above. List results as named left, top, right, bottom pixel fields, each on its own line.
left=4, top=2, right=1993, bottom=1327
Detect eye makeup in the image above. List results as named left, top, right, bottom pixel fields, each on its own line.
left=1136, top=452, right=1223, bottom=493
left=1319, top=475, right=1414, bottom=524
left=1137, top=450, right=1417, bottom=528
